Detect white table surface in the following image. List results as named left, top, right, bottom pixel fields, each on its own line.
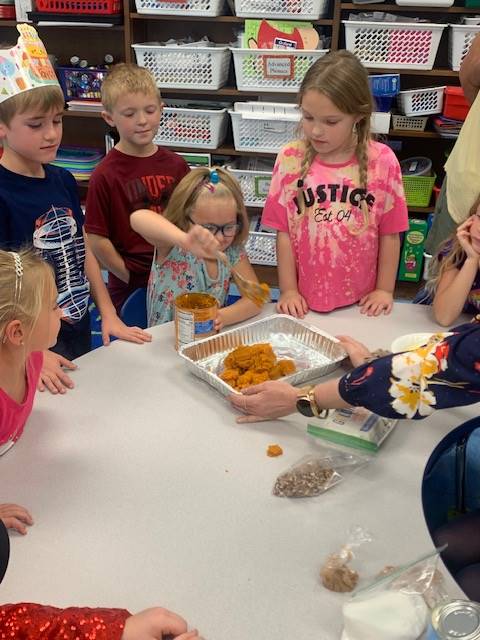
left=0, top=303, right=469, bottom=639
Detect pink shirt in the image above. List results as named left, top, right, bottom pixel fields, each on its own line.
left=0, top=351, right=43, bottom=452
left=262, top=140, right=409, bottom=312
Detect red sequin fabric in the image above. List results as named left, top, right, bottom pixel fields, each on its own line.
left=0, top=603, right=130, bottom=639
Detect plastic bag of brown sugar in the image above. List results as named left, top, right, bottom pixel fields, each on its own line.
left=273, top=446, right=370, bottom=498
left=320, top=525, right=373, bottom=593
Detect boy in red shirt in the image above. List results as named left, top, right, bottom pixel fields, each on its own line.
left=85, top=64, right=189, bottom=312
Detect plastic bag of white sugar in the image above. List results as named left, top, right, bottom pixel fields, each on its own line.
left=341, top=590, right=429, bottom=640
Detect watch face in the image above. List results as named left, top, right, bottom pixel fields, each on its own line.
left=296, top=397, right=314, bottom=418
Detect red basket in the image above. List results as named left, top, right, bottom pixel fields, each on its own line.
left=35, top=0, right=121, bottom=14
left=443, top=87, right=470, bottom=122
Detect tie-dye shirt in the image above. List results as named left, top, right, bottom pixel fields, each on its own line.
left=262, top=140, right=409, bottom=313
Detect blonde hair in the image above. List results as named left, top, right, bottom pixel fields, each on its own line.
left=425, top=194, right=480, bottom=297
left=0, top=248, right=55, bottom=340
left=0, top=85, right=64, bottom=127
left=163, top=167, right=249, bottom=246
left=296, top=50, right=374, bottom=234
left=101, top=63, right=161, bottom=112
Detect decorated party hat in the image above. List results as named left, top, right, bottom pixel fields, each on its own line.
left=0, top=24, right=60, bottom=104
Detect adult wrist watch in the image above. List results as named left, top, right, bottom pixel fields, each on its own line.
left=296, top=387, right=330, bottom=419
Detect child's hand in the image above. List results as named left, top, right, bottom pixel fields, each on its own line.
left=39, top=350, right=77, bottom=394
left=457, top=217, right=480, bottom=260
left=359, top=289, right=393, bottom=316
left=100, top=313, right=152, bottom=346
left=183, top=225, right=220, bottom=260
left=214, top=310, right=225, bottom=332
left=121, top=607, right=201, bottom=640
left=336, top=335, right=373, bottom=368
left=0, top=503, right=34, bottom=535
left=276, top=290, right=308, bottom=319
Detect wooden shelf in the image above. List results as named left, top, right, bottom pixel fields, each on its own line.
left=0, top=20, right=17, bottom=26
left=408, top=205, right=435, bottom=213
left=64, top=109, right=103, bottom=118
left=170, top=145, right=277, bottom=157
left=388, top=129, right=443, bottom=138
left=129, top=12, right=333, bottom=24
left=342, top=3, right=480, bottom=12
left=0, top=19, right=123, bottom=29
left=368, top=67, right=459, bottom=77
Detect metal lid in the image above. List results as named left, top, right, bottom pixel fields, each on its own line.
left=437, top=601, right=480, bottom=639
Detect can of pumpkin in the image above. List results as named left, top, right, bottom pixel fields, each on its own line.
left=174, top=292, right=218, bottom=350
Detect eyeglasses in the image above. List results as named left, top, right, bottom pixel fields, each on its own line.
left=187, top=215, right=240, bottom=238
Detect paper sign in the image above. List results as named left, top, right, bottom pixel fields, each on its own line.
left=262, top=55, right=294, bottom=80
left=254, top=176, right=272, bottom=198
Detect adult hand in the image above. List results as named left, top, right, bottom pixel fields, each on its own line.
left=183, top=225, right=220, bottom=260
left=38, top=350, right=77, bottom=394
left=276, top=290, right=308, bottom=319
left=121, top=607, right=201, bottom=640
left=359, top=289, right=393, bottom=317
left=101, top=313, right=152, bottom=346
left=336, top=335, right=373, bottom=368
left=0, top=503, right=34, bottom=535
left=229, top=380, right=298, bottom=423
left=457, top=217, right=480, bottom=260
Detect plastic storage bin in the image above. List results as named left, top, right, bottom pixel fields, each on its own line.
left=371, top=111, right=391, bottom=134
left=227, top=168, right=272, bottom=207
left=57, top=66, right=107, bottom=101
left=36, top=0, right=121, bottom=12
left=397, top=86, right=445, bottom=117
left=231, top=48, right=328, bottom=92
left=449, top=24, right=480, bottom=71
left=402, top=174, right=436, bottom=207
left=131, top=44, right=230, bottom=90
left=134, top=0, right=224, bottom=16
left=443, top=86, right=470, bottom=121
left=154, top=103, right=229, bottom=150
left=229, top=102, right=300, bottom=154
left=343, top=20, right=447, bottom=70
left=233, top=0, right=327, bottom=19
left=245, top=231, right=277, bottom=266
left=391, top=114, right=428, bottom=131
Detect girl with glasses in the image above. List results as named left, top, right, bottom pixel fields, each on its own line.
left=131, top=167, right=261, bottom=329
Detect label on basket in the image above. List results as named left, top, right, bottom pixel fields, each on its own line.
left=263, top=121, right=287, bottom=134
left=262, top=55, right=294, bottom=80
left=254, top=176, right=272, bottom=198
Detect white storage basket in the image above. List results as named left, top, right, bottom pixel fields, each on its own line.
left=134, top=0, right=224, bottom=15
left=371, top=111, right=390, bottom=134
left=343, top=20, right=447, bottom=70
left=395, top=0, right=453, bottom=6
left=131, top=44, right=230, bottom=90
left=397, top=86, right=445, bottom=117
left=154, top=106, right=228, bottom=149
left=228, top=168, right=273, bottom=207
left=449, top=25, right=480, bottom=71
left=234, top=0, right=327, bottom=19
left=245, top=231, right=277, bottom=266
left=391, top=114, right=428, bottom=131
left=229, top=102, right=300, bottom=154
left=231, top=48, right=328, bottom=92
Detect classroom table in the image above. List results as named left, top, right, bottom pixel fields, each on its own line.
left=0, top=303, right=469, bottom=640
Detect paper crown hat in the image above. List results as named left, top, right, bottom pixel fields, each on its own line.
left=0, top=24, right=60, bottom=105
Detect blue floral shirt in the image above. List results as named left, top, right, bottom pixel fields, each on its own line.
left=147, top=244, right=246, bottom=327
left=339, top=319, right=480, bottom=420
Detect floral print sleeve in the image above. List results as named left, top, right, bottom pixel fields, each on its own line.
left=338, top=320, right=480, bottom=419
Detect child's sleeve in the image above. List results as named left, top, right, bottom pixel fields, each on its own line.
left=378, top=148, right=409, bottom=236
left=261, top=148, right=290, bottom=233
left=338, top=324, right=480, bottom=419
left=0, top=603, right=131, bottom=640
left=84, top=172, right=111, bottom=237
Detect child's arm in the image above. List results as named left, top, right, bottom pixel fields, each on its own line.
left=83, top=233, right=152, bottom=345
left=276, top=231, right=308, bottom=319
left=359, top=232, right=400, bottom=317
left=87, top=234, right=130, bottom=284
left=130, top=209, right=219, bottom=261
left=433, top=218, right=480, bottom=326
left=122, top=607, right=200, bottom=640
left=216, top=256, right=262, bottom=330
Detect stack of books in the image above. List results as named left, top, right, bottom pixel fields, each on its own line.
left=52, top=146, right=104, bottom=181
left=432, top=116, right=463, bottom=139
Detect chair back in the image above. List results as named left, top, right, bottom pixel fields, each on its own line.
left=120, top=287, right=148, bottom=330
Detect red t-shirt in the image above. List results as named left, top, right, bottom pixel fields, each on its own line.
left=0, top=351, right=43, bottom=451
left=84, top=147, right=189, bottom=309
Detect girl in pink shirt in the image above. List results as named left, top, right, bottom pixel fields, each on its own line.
left=0, top=249, right=61, bottom=534
left=262, top=50, right=408, bottom=318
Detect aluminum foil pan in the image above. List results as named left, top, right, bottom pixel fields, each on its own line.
left=178, top=314, right=347, bottom=396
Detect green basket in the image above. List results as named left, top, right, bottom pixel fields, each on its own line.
left=402, top=174, right=436, bottom=208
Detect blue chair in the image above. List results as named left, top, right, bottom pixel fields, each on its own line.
left=120, top=287, right=148, bottom=330
left=422, top=417, right=480, bottom=599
